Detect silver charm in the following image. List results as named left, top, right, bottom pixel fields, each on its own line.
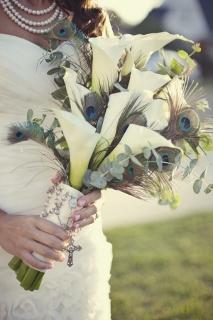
left=66, top=238, right=82, bottom=267
left=42, top=183, right=83, bottom=267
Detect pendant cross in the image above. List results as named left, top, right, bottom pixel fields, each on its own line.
left=67, top=240, right=82, bottom=267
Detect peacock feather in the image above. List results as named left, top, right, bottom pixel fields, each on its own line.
left=159, top=77, right=212, bottom=155
left=105, top=95, right=148, bottom=156
left=82, top=92, right=108, bottom=128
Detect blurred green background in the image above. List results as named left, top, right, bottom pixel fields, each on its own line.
left=100, top=1, right=213, bottom=319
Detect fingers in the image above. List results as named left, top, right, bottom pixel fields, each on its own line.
left=77, top=190, right=101, bottom=207
left=72, top=205, right=97, bottom=223
left=71, top=205, right=97, bottom=229
left=27, top=240, right=65, bottom=262
left=73, top=216, right=96, bottom=229
left=36, top=218, right=69, bottom=241
left=22, top=251, right=53, bottom=271
left=31, top=229, right=68, bottom=251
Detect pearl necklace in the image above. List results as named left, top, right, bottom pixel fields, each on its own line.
left=0, top=0, right=64, bottom=34
left=11, top=0, right=56, bottom=15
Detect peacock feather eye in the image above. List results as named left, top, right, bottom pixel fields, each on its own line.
left=149, top=147, right=181, bottom=172
left=161, top=154, right=170, bottom=168
left=127, top=165, right=135, bottom=177
left=86, top=106, right=97, bottom=121
left=177, top=108, right=200, bottom=134
left=58, top=27, right=67, bottom=37
left=16, top=131, right=24, bottom=139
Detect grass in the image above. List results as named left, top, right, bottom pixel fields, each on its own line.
left=106, top=212, right=213, bottom=320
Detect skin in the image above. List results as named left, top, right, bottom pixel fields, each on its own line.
left=0, top=0, right=101, bottom=270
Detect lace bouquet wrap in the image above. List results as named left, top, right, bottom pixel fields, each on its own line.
left=8, top=19, right=213, bottom=291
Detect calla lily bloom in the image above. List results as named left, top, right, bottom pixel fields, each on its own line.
left=127, top=68, right=171, bottom=130
left=63, top=68, right=90, bottom=119
left=53, top=109, right=100, bottom=189
left=95, top=92, right=134, bottom=155
left=107, top=124, right=180, bottom=161
left=89, top=32, right=192, bottom=94
left=89, top=37, right=127, bottom=94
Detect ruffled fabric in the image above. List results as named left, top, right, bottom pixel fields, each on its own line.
left=0, top=34, right=112, bottom=320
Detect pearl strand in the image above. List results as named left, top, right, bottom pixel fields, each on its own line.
left=11, top=0, right=56, bottom=15
left=4, top=0, right=60, bottom=26
left=0, top=0, right=64, bottom=34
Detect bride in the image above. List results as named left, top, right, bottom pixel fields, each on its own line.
left=0, top=1, right=113, bottom=319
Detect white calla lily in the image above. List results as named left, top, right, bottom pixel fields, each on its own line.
left=128, top=68, right=170, bottom=95
left=89, top=32, right=191, bottom=94
left=95, top=92, right=133, bottom=156
left=107, top=124, right=179, bottom=161
left=127, top=68, right=170, bottom=130
left=146, top=99, right=170, bottom=131
left=122, top=32, right=193, bottom=72
left=53, top=109, right=100, bottom=190
left=89, top=37, right=127, bottom=94
left=63, top=68, right=90, bottom=118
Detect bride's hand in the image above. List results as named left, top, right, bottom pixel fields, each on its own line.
left=0, top=213, right=69, bottom=270
left=71, top=190, right=101, bottom=229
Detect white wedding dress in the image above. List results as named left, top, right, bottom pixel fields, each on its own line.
left=0, top=34, right=112, bottom=320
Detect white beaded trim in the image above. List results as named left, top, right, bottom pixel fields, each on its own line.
left=0, top=0, right=64, bottom=34
left=11, top=0, right=56, bottom=15
left=4, top=0, right=60, bottom=26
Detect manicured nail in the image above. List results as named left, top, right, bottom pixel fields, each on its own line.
left=73, top=214, right=81, bottom=222
left=74, top=223, right=80, bottom=229
left=78, top=199, right=86, bottom=207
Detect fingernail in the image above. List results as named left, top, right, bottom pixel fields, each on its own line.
left=78, top=199, right=86, bottom=207
left=73, top=214, right=81, bottom=222
left=59, top=254, right=65, bottom=262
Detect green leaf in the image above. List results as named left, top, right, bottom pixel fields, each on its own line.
left=193, top=179, right=203, bottom=194
left=200, top=168, right=207, bottom=180
left=47, top=67, right=61, bottom=75
left=200, top=135, right=213, bottom=152
left=196, top=98, right=209, bottom=112
left=143, top=147, right=151, bottom=160
left=90, top=171, right=107, bottom=189
left=130, top=155, right=142, bottom=167
left=152, top=149, right=163, bottom=171
left=204, top=184, right=213, bottom=194
left=50, top=118, right=59, bottom=130
left=117, top=153, right=129, bottom=167
left=190, top=159, right=198, bottom=170
left=178, top=50, right=189, bottom=60
left=51, top=86, right=67, bottom=101
left=110, top=161, right=125, bottom=179
left=170, top=58, right=184, bottom=75
left=124, top=144, right=132, bottom=155
left=27, top=109, right=33, bottom=122
left=182, top=166, right=191, bottom=180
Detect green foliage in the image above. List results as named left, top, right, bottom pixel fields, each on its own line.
left=170, top=58, right=184, bottom=75
left=106, top=213, right=213, bottom=320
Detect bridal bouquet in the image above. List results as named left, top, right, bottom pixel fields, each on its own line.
left=8, top=19, right=213, bottom=291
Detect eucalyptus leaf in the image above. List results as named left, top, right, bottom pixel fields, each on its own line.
left=124, top=144, right=132, bottom=155
left=117, top=153, right=129, bottom=167
left=27, top=109, right=33, bottom=122
left=50, top=118, right=59, bottom=130
left=200, top=168, right=207, bottom=180
left=130, top=155, right=142, bottom=167
left=204, top=184, right=213, bottom=194
left=182, top=166, right=190, bottom=180
left=193, top=179, right=203, bottom=194
left=152, top=149, right=163, bottom=171
left=51, top=86, right=67, bottom=101
left=143, top=147, right=151, bottom=160
left=190, top=159, right=198, bottom=170
left=47, top=67, right=61, bottom=75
